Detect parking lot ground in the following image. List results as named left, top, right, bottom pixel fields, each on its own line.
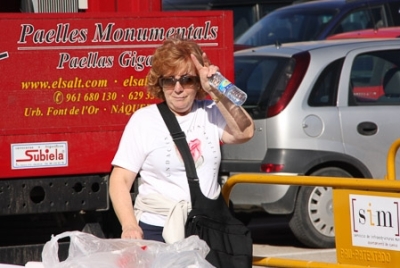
left=240, top=211, right=337, bottom=268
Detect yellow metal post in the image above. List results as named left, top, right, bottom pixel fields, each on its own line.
left=222, top=175, right=400, bottom=205
left=386, top=138, right=400, bottom=180
left=253, top=257, right=374, bottom=268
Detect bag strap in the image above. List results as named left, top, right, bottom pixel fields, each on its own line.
left=157, top=102, right=199, bottom=182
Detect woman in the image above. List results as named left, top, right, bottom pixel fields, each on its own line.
left=109, top=36, right=254, bottom=243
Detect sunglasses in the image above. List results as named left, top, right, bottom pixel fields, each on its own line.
left=159, top=75, right=200, bottom=89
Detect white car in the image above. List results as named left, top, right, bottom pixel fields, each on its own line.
left=221, top=38, right=400, bottom=248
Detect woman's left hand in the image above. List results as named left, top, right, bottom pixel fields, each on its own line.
left=191, top=53, right=219, bottom=95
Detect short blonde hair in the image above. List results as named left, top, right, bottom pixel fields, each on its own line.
left=147, top=36, right=208, bottom=100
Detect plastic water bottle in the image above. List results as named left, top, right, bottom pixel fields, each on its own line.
left=208, top=72, right=247, bottom=106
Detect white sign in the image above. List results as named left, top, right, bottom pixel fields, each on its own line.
left=11, top=141, right=68, bottom=169
left=350, top=194, right=400, bottom=251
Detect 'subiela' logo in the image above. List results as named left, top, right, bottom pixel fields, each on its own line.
left=11, top=141, right=68, bottom=169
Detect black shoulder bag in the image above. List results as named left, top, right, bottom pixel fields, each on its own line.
left=157, top=102, right=253, bottom=268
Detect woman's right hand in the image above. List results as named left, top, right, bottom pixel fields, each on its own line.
left=121, top=224, right=143, bottom=239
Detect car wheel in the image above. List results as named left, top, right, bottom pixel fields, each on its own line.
left=288, top=167, right=352, bottom=248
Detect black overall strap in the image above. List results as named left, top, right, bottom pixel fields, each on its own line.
left=157, top=102, right=199, bottom=182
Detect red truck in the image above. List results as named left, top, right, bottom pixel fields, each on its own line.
left=0, top=1, right=233, bottom=264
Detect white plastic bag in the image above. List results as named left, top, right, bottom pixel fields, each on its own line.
left=41, top=231, right=214, bottom=268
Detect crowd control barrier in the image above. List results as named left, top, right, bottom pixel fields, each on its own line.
left=222, top=139, right=400, bottom=268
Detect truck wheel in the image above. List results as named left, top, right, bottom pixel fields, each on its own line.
left=288, top=167, right=352, bottom=248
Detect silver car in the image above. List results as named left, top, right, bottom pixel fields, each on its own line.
left=221, top=38, right=400, bottom=248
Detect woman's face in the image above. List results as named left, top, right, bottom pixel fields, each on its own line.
left=160, top=65, right=199, bottom=116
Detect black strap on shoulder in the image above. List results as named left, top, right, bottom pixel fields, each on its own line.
left=157, top=102, right=199, bottom=182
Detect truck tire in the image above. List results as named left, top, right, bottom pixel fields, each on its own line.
left=288, top=167, right=352, bottom=248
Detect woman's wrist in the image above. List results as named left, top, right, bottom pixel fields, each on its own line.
left=211, top=95, right=220, bottom=103
left=122, top=223, right=139, bottom=231
left=210, top=91, right=223, bottom=104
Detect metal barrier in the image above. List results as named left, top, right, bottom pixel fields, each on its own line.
left=222, top=139, right=400, bottom=268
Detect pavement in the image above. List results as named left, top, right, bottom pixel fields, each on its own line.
left=252, top=244, right=337, bottom=268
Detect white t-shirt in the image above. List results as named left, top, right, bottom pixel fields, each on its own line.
left=112, top=100, right=226, bottom=226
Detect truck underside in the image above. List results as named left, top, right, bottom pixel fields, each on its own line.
left=0, top=175, right=123, bottom=265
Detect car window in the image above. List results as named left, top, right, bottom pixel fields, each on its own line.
left=331, top=6, right=387, bottom=36
left=388, top=1, right=400, bottom=26
left=308, top=59, right=344, bottom=107
left=236, top=8, right=337, bottom=46
left=228, top=3, right=291, bottom=40
left=349, top=50, right=400, bottom=105
left=370, top=5, right=388, bottom=28
left=235, top=55, right=291, bottom=118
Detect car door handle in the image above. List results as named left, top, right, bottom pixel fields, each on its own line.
left=357, top=121, right=377, bottom=136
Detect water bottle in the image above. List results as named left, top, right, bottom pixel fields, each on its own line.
left=208, top=72, right=247, bottom=106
